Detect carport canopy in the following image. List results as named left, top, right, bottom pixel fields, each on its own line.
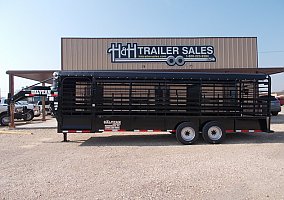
left=6, top=70, right=56, bottom=95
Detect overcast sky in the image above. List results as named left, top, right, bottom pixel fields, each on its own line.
left=0, top=0, right=284, bottom=97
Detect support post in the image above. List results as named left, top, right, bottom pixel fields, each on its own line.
left=9, top=103, right=15, bottom=128
left=42, top=83, right=46, bottom=121
left=8, top=75, right=15, bottom=129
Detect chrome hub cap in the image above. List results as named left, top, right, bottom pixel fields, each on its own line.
left=181, top=127, right=196, bottom=141
left=208, top=126, right=222, bottom=140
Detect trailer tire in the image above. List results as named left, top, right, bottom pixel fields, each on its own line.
left=0, top=113, right=10, bottom=126
left=176, top=122, right=199, bottom=145
left=23, top=110, right=34, bottom=121
left=271, top=112, right=278, bottom=116
left=202, top=121, right=225, bottom=144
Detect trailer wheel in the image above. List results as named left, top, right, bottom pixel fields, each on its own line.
left=166, top=56, right=176, bottom=66
left=176, top=122, right=199, bottom=145
left=23, top=110, right=34, bottom=121
left=0, top=113, right=10, bottom=126
left=202, top=121, right=225, bottom=144
left=271, top=112, right=278, bottom=116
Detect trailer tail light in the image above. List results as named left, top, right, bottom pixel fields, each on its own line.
left=51, top=93, right=58, bottom=97
left=25, top=94, right=35, bottom=97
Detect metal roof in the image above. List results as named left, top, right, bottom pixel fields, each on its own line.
left=58, top=70, right=270, bottom=81
left=6, top=70, right=56, bottom=84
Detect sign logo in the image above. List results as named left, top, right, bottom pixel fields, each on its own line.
left=104, top=120, right=121, bottom=130
left=107, top=43, right=216, bottom=66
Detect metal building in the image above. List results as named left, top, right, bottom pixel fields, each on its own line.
left=61, top=37, right=258, bottom=70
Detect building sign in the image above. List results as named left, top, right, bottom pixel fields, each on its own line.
left=107, top=43, right=216, bottom=66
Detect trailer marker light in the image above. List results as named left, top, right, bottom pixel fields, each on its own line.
left=62, top=130, right=91, bottom=133
left=229, top=130, right=264, bottom=133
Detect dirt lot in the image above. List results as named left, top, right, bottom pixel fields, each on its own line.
left=0, top=110, right=284, bottom=199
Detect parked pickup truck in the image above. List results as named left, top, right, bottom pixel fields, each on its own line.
left=0, top=98, right=40, bottom=126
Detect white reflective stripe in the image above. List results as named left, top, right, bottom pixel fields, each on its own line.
left=166, top=130, right=173, bottom=132
left=25, top=94, right=30, bottom=96
left=99, top=129, right=104, bottom=132
left=249, top=130, right=254, bottom=133
left=63, top=130, right=68, bottom=133
left=54, top=102, right=58, bottom=105
left=76, top=130, right=82, bottom=133
left=134, top=130, right=139, bottom=132
left=147, top=130, right=153, bottom=132
left=236, top=130, right=242, bottom=132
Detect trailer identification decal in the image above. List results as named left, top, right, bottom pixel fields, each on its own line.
left=104, top=120, right=121, bottom=130
left=31, top=90, right=51, bottom=95
left=107, top=43, right=216, bottom=66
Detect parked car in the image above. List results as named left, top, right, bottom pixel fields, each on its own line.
left=259, top=95, right=281, bottom=116
left=276, top=95, right=284, bottom=106
left=16, top=101, right=41, bottom=117
left=0, top=99, right=40, bottom=126
left=0, top=104, right=32, bottom=126
left=270, top=96, right=281, bottom=116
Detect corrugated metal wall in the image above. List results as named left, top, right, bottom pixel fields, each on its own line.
left=61, top=37, right=257, bottom=70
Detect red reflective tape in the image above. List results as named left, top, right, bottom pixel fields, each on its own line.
left=82, top=130, right=91, bottom=133
left=153, top=130, right=161, bottom=132
left=118, top=129, right=126, bottom=132
left=254, top=130, right=263, bottom=133
left=51, top=93, right=58, bottom=97
left=171, top=130, right=176, bottom=133
left=68, top=130, right=76, bottom=133
left=242, top=130, right=249, bottom=133
left=140, top=130, right=148, bottom=132
left=226, top=130, right=234, bottom=133
left=104, top=130, right=112, bottom=132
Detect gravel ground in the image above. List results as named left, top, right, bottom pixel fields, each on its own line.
left=0, top=109, right=284, bottom=200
